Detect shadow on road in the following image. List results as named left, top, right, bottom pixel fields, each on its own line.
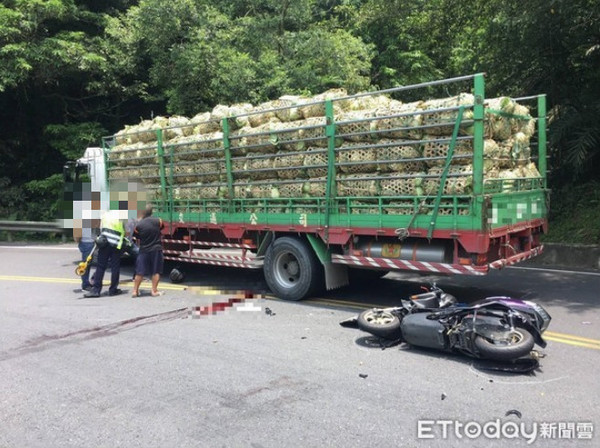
left=119, top=261, right=599, bottom=314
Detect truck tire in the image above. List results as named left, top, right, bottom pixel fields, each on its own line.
left=474, top=328, right=535, bottom=361
left=264, top=236, right=323, bottom=301
left=357, top=309, right=402, bottom=339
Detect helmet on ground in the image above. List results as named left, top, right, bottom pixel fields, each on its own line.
left=169, top=268, right=184, bottom=283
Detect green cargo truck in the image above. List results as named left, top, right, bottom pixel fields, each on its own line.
left=99, top=73, right=548, bottom=300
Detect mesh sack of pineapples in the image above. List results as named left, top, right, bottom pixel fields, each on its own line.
left=419, top=93, right=475, bottom=136
left=108, top=143, right=158, bottom=167
left=337, top=174, right=379, bottom=197
left=379, top=174, right=426, bottom=197
left=372, top=100, right=424, bottom=140
left=262, top=179, right=327, bottom=198
left=480, top=97, right=536, bottom=141
left=376, top=141, right=423, bottom=173
left=422, top=138, right=501, bottom=168
left=424, top=165, right=474, bottom=195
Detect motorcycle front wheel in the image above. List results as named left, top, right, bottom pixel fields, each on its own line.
left=357, top=309, right=402, bottom=339
left=474, top=328, right=535, bottom=361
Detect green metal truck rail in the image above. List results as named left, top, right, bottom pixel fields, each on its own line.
left=103, top=74, right=548, bottom=240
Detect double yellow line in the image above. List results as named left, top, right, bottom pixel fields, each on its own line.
left=544, top=331, right=600, bottom=350
left=0, top=274, right=82, bottom=285
left=0, top=274, right=187, bottom=291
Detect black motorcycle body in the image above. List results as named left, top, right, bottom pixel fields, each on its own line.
left=355, top=287, right=551, bottom=361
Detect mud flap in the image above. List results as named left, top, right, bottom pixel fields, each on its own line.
left=306, top=234, right=349, bottom=290
left=324, top=262, right=349, bottom=290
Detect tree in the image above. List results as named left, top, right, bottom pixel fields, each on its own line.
left=435, top=0, right=600, bottom=182
left=112, top=0, right=374, bottom=115
left=355, top=0, right=444, bottom=90
left=283, top=27, right=373, bottom=94
left=0, top=0, right=137, bottom=220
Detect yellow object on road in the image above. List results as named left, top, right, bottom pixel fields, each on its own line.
left=75, top=243, right=97, bottom=276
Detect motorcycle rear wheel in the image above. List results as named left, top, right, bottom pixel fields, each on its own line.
left=357, top=309, right=401, bottom=339
left=474, top=328, right=534, bottom=361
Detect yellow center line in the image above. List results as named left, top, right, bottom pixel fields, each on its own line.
left=544, top=336, right=600, bottom=350
left=545, top=331, right=600, bottom=345
left=0, top=275, right=187, bottom=291
left=0, top=275, right=80, bottom=284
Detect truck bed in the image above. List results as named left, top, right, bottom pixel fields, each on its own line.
left=104, top=73, right=548, bottom=273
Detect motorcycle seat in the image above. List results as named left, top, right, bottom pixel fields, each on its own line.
left=412, top=296, right=439, bottom=309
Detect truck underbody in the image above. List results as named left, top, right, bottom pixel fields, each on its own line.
left=158, top=214, right=546, bottom=300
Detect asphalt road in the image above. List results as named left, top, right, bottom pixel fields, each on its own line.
left=0, top=243, right=599, bottom=448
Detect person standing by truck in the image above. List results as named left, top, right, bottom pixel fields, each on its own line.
left=131, top=206, right=165, bottom=297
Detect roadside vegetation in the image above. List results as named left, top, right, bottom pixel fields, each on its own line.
left=0, top=0, right=598, bottom=244
left=545, top=181, right=600, bottom=245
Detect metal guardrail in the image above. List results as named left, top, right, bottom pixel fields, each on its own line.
left=0, top=220, right=66, bottom=242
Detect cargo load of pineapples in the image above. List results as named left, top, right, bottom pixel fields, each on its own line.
left=107, top=88, right=541, bottom=207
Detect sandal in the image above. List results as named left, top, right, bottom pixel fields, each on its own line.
left=132, top=291, right=140, bottom=298
left=151, top=291, right=164, bottom=297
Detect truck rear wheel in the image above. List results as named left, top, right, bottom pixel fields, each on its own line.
left=264, top=236, right=323, bottom=301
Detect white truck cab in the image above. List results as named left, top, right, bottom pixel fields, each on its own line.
left=77, top=147, right=106, bottom=193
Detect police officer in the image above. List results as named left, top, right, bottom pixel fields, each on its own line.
left=84, top=209, right=126, bottom=298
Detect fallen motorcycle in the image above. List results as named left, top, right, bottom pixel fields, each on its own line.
left=346, top=285, right=551, bottom=361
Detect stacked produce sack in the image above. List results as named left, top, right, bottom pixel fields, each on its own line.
left=107, top=88, right=541, bottom=212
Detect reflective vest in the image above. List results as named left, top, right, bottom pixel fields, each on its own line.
left=100, top=210, right=125, bottom=249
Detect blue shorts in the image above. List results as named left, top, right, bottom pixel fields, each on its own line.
left=135, top=250, right=164, bottom=276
